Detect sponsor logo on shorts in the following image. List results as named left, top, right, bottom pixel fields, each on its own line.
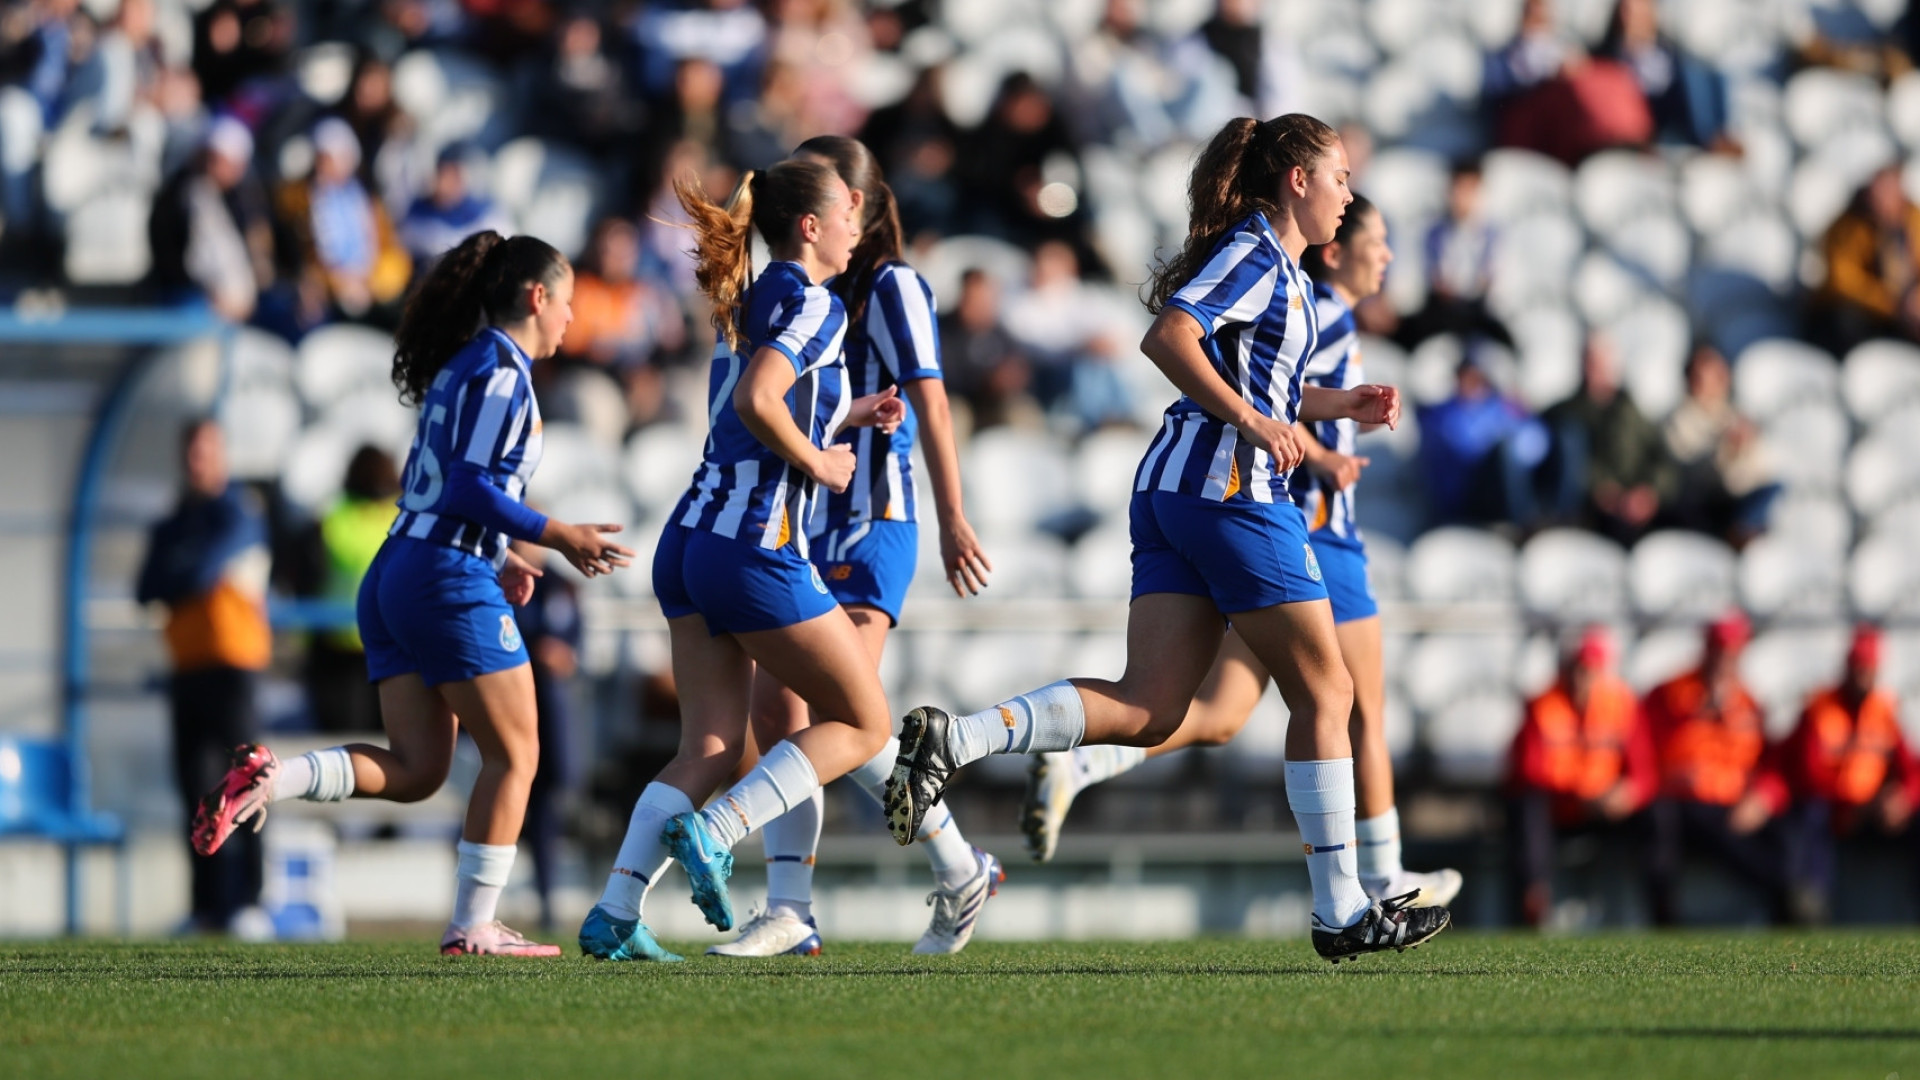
left=1303, top=543, right=1323, bottom=583
left=809, top=564, right=830, bottom=594
left=826, top=563, right=854, bottom=581
left=499, top=614, right=523, bottom=652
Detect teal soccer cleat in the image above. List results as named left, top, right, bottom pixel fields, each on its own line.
left=661, top=812, right=735, bottom=930
left=578, top=904, right=683, bottom=962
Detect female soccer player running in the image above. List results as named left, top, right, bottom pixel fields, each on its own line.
left=885, top=115, right=1451, bottom=962
left=193, top=232, right=636, bottom=956
left=578, top=159, right=908, bottom=962
left=708, top=136, right=1000, bottom=959
left=1019, top=195, right=1463, bottom=908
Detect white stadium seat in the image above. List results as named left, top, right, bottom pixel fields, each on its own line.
left=1702, top=210, right=1799, bottom=293
left=1519, top=528, right=1629, bottom=623
left=64, top=190, right=150, bottom=284
left=319, top=387, right=416, bottom=458
left=217, top=384, right=303, bottom=481
left=1850, top=532, right=1920, bottom=619
left=1508, top=303, right=1584, bottom=409
left=1890, top=70, right=1920, bottom=150
left=1363, top=147, right=1450, bottom=231
left=1845, top=416, right=1920, bottom=514
left=296, top=324, right=397, bottom=410
left=1606, top=298, right=1691, bottom=418
left=1842, top=339, right=1920, bottom=426
left=1576, top=150, right=1676, bottom=235
left=1480, top=148, right=1574, bottom=224
left=621, top=422, right=702, bottom=518
left=527, top=422, right=616, bottom=505
left=1737, top=534, right=1847, bottom=619
left=1425, top=691, right=1524, bottom=784
left=227, top=329, right=298, bottom=396
left=969, top=531, right=1069, bottom=599
left=1599, top=207, right=1691, bottom=289
left=964, top=428, right=1072, bottom=534
left=1573, top=251, right=1654, bottom=327
left=1363, top=534, right=1408, bottom=603
left=1628, top=530, right=1739, bottom=622
left=1765, top=491, right=1854, bottom=555
left=916, top=234, right=1033, bottom=306
left=1733, top=338, right=1840, bottom=422
left=1404, top=632, right=1522, bottom=717
left=1628, top=625, right=1706, bottom=693
left=1489, top=211, right=1584, bottom=321
left=1782, top=68, right=1885, bottom=150
left=1742, top=625, right=1851, bottom=736
left=1679, top=152, right=1760, bottom=236
left=1406, top=527, right=1518, bottom=604
left=1866, top=499, right=1920, bottom=545
left=1763, top=400, right=1850, bottom=493
left=1069, top=521, right=1133, bottom=600
left=1073, top=426, right=1153, bottom=517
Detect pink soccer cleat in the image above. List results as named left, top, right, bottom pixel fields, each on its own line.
left=440, top=921, right=564, bottom=957
left=192, top=744, right=279, bottom=856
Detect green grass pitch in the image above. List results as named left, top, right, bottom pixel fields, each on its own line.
left=4, top=934, right=1918, bottom=1079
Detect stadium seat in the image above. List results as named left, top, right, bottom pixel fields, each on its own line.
left=1628, top=625, right=1707, bottom=693
left=527, top=422, right=616, bottom=504
left=63, top=190, right=151, bottom=284
left=1679, top=152, right=1759, bottom=236
left=1572, top=251, right=1653, bottom=327
left=1762, top=400, right=1850, bottom=492
left=1782, top=68, right=1886, bottom=150
left=1519, top=528, right=1629, bottom=623
left=1480, top=148, right=1574, bottom=224
left=1406, top=526, right=1518, bottom=605
left=1891, top=70, right=1920, bottom=149
left=320, top=387, right=416, bottom=458
left=1845, top=415, right=1920, bottom=514
left=1789, top=136, right=1896, bottom=238
left=1765, top=490, right=1854, bottom=555
left=1741, top=625, right=1851, bottom=736
left=1363, top=59, right=1443, bottom=142
left=1599, top=207, right=1691, bottom=290
left=1362, top=146, right=1450, bottom=232
left=1702, top=210, right=1799, bottom=293
left=963, top=428, right=1072, bottom=535
left=1607, top=298, right=1690, bottom=418
left=1508, top=303, right=1584, bottom=409
left=1404, top=631, right=1522, bottom=716
left=1841, top=339, right=1920, bottom=426
left=1733, top=338, right=1841, bottom=422
left=1425, top=692, right=1524, bottom=785
left=1364, top=534, right=1408, bottom=603
left=969, top=531, right=1069, bottom=600
left=1489, top=213, right=1585, bottom=323
left=1849, top=532, right=1920, bottom=619
left=228, top=329, right=298, bottom=395
left=296, top=324, right=397, bottom=410
left=621, top=422, right=701, bottom=518
left=218, top=384, right=303, bottom=481
left=1072, top=427, right=1152, bottom=526
left=1865, top=498, right=1920, bottom=546
left=1627, top=530, right=1739, bottom=622
left=1738, top=534, right=1847, bottom=619
left=296, top=43, right=355, bottom=107
left=0, top=736, right=127, bottom=933
left=1068, top=520, right=1133, bottom=600
left=1576, top=151, right=1676, bottom=236
left=916, top=234, right=1033, bottom=305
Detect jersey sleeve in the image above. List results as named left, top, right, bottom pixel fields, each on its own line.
left=1166, top=228, right=1280, bottom=336
left=867, top=265, right=943, bottom=381
left=1303, top=297, right=1357, bottom=381
left=760, top=284, right=847, bottom=373
left=453, top=357, right=531, bottom=472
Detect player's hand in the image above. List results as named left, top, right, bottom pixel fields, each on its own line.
left=544, top=520, right=634, bottom=578
left=848, top=385, right=906, bottom=434
left=809, top=445, right=858, bottom=493
left=1346, top=384, right=1400, bottom=429
left=498, top=545, right=544, bottom=605
left=940, top=514, right=992, bottom=597
left=1238, top=413, right=1305, bottom=471
left=1308, top=450, right=1370, bottom=491
left=1727, top=792, right=1771, bottom=835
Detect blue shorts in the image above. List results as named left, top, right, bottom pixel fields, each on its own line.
left=653, top=523, right=838, bottom=635
left=359, top=536, right=528, bottom=687
left=810, top=520, right=918, bottom=625
left=1129, top=490, right=1330, bottom=614
left=1311, top=533, right=1378, bottom=624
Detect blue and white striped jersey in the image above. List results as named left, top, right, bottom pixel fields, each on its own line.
left=1134, top=211, right=1320, bottom=503
left=677, top=261, right=851, bottom=555
left=391, top=327, right=545, bottom=568
left=815, top=261, right=942, bottom=531
left=1290, top=280, right=1364, bottom=545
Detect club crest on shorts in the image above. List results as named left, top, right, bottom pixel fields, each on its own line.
left=499, top=614, right=522, bottom=652
left=1303, top=543, right=1323, bottom=583
left=810, top=564, right=830, bottom=594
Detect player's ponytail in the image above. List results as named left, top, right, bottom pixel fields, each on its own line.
left=675, top=159, right=844, bottom=349
left=1146, top=113, right=1340, bottom=314
left=795, top=134, right=904, bottom=322
left=391, top=230, right=569, bottom=405
left=1301, top=192, right=1377, bottom=278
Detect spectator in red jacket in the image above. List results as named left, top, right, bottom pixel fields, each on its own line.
left=1642, top=613, right=1792, bottom=925
left=1507, top=626, right=1658, bottom=927
left=1776, top=624, right=1920, bottom=922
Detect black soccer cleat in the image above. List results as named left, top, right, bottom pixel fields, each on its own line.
left=1311, top=891, right=1451, bottom=964
left=885, top=706, right=961, bottom=845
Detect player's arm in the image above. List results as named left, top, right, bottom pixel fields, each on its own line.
left=905, top=377, right=991, bottom=595
left=1298, top=383, right=1400, bottom=427
left=1292, top=421, right=1368, bottom=491
left=1143, top=307, right=1305, bottom=469
left=735, top=345, right=856, bottom=493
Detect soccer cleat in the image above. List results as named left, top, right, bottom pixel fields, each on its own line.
left=192, top=744, right=280, bottom=857
left=440, top=920, right=563, bottom=957
left=706, top=909, right=822, bottom=957
left=1020, top=751, right=1081, bottom=863
left=913, top=848, right=1004, bottom=955
left=886, top=706, right=962, bottom=845
left=661, top=812, right=735, bottom=931
left=1364, top=868, right=1463, bottom=909
left=578, top=904, right=682, bottom=962
left=1311, top=891, right=1450, bottom=964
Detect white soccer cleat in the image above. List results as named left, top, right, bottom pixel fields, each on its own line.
left=1366, top=868, right=1463, bottom=909
left=1020, top=751, right=1081, bottom=863
left=913, top=848, right=1004, bottom=955
left=706, top=909, right=822, bottom=957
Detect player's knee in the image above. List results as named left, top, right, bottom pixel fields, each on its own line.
left=385, top=765, right=448, bottom=803
left=1131, top=697, right=1189, bottom=746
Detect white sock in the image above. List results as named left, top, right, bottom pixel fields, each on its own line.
left=848, top=738, right=976, bottom=889
left=949, top=681, right=1087, bottom=766
left=700, top=739, right=821, bottom=849
left=451, top=840, right=515, bottom=930
left=1073, top=743, right=1147, bottom=789
left=599, top=782, right=694, bottom=921
left=1285, top=758, right=1370, bottom=929
left=762, top=787, right=822, bottom=918
left=1356, top=807, right=1404, bottom=887
left=272, top=748, right=355, bottom=802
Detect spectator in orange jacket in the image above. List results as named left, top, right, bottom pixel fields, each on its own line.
left=1507, top=626, right=1658, bottom=927
left=1776, top=624, right=1920, bottom=922
left=1642, top=613, right=1792, bottom=925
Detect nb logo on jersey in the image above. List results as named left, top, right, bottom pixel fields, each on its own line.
left=499, top=615, right=522, bottom=652
left=825, top=564, right=854, bottom=581
left=809, top=565, right=830, bottom=594
left=1303, top=543, right=1323, bottom=583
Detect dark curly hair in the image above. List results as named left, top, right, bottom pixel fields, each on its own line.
left=390, top=231, right=569, bottom=406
